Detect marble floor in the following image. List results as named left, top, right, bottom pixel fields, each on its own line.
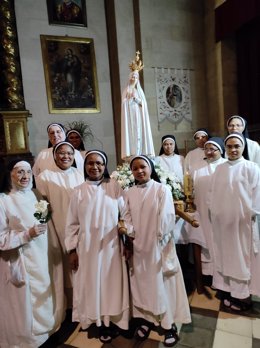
left=43, top=288, right=260, bottom=348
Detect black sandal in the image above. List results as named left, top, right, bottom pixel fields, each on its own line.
left=99, top=327, right=113, bottom=344
left=164, top=324, right=179, bottom=347
left=230, top=298, right=252, bottom=312
left=223, top=298, right=252, bottom=312
left=135, top=325, right=151, bottom=341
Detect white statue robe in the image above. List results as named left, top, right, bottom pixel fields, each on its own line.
left=209, top=157, right=260, bottom=298
left=184, top=147, right=205, bottom=177
left=0, top=190, right=64, bottom=348
left=121, top=82, right=155, bottom=160
left=33, top=147, right=84, bottom=178
left=36, top=167, right=84, bottom=289
left=155, top=154, right=185, bottom=184
left=65, top=179, right=130, bottom=330
left=124, top=180, right=191, bottom=330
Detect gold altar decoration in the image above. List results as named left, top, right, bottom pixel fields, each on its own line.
left=0, top=0, right=25, bottom=110
left=0, top=0, right=33, bottom=183
left=183, top=171, right=196, bottom=213
left=0, top=111, right=30, bottom=155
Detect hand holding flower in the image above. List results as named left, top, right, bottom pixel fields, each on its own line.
left=29, top=223, right=47, bottom=238
left=34, top=200, right=51, bottom=223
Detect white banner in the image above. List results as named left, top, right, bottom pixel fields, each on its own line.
left=155, top=68, right=192, bottom=126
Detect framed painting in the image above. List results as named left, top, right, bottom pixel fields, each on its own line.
left=40, top=35, right=100, bottom=113
left=46, top=0, right=87, bottom=27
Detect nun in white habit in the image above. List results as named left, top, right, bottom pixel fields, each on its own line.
left=0, top=160, right=64, bottom=348
left=36, top=141, right=84, bottom=309
left=226, top=115, right=260, bottom=167
left=155, top=134, right=184, bottom=184
left=33, top=123, right=84, bottom=177
left=184, top=128, right=210, bottom=177
left=190, top=137, right=227, bottom=276
left=209, top=133, right=260, bottom=311
left=124, top=155, right=191, bottom=347
left=65, top=150, right=130, bottom=344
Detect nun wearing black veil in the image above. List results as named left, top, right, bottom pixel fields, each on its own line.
left=65, top=150, right=131, bottom=344
left=33, top=123, right=84, bottom=177
left=184, top=128, right=210, bottom=177
left=155, top=134, right=184, bottom=184
left=226, top=115, right=260, bottom=166
left=123, top=155, right=191, bottom=347
left=209, top=133, right=260, bottom=311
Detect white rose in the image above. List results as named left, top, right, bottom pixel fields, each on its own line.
left=35, top=200, right=49, bottom=213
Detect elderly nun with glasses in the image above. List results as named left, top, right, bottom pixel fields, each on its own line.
left=0, top=160, right=64, bottom=347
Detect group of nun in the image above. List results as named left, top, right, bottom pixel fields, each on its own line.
left=159, top=116, right=260, bottom=312
left=0, top=122, right=190, bottom=347
left=0, top=114, right=260, bottom=347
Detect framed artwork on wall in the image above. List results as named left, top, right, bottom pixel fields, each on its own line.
left=46, top=0, right=87, bottom=27
left=40, top=35, right=100, bottom=114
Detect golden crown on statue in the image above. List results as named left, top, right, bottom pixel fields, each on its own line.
left=129, top=51, right=144, bottom=72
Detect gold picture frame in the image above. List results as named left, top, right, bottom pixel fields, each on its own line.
left=46, top=0, right=87, bottom=28
left=40, top=35, right=100, bottom=113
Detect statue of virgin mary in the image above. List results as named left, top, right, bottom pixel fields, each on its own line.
left=121, top=52, right=155, bottom=161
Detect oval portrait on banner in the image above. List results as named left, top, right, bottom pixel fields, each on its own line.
left=166, top=84, right=182, bottom=108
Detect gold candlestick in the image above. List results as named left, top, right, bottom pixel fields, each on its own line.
left=183, top=172, right=196, bottom=213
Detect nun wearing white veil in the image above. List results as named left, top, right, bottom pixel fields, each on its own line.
left=0, top=160, right=64, bottom=348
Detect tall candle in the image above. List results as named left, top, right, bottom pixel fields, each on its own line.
left=184, top=172, right=193, bottom=196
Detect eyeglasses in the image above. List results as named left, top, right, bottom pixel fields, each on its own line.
left=14, top=169, right=32, bottom=177
left=56, top=151, right=74, bottom=156
left=86, top=161, right=105, bottom=167
left=203, top=148, right=219, bottom=153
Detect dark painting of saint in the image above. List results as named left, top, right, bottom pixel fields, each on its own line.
left=166, top=84, right=182, bottom=108
left=47, top=0, right=87, bottom=27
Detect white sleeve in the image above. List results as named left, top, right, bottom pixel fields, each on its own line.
left=0, top=200, right=31, bottom=250
left=64, top=190, right=80, bottom=252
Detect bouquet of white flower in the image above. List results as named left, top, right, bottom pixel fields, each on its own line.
left=154, top=163, right=184, bottom=201
left=111, top=162, right=135, bottom=190
left=111, top=162, right=184, bottom=201
left=34, top=200, right=51, bottom=223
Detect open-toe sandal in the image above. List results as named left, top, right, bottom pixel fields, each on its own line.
left=99, top=328, right=113, bottom=344
left=230, top=298, right=252, bottom=312
left=164, top=324, right=179, bottom=347
left=223, top=298, right=232, bottom=309
left=223, top=298, right=252, bottom=312
left=135, top=325, right=151, bottom=341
